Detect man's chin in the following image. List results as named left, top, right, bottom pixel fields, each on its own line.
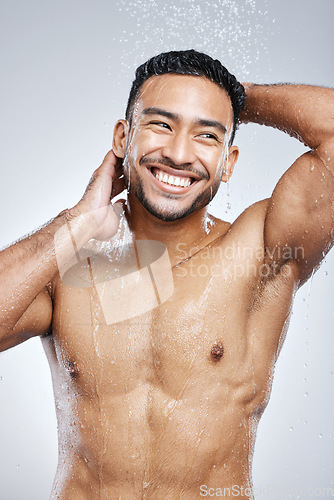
left=141, top=199, right=195, bottom=222
left=129, top=179, right=215, bottom=222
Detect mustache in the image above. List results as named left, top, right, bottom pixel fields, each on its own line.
left=139, top=156, right=209, bottom=181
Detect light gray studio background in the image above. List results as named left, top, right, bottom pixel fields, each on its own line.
left=0, top=0, right=333, bottom=498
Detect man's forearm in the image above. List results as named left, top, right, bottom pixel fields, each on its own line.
left=0, top=210, right=93, bottom=338
left=240, top=84, right=334, bottom=149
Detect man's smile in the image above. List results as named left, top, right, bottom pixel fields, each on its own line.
left=146, top=164, right=202, bottom=195
left=152, top=167, right=192, bottom=187
left=136, top=157, right=207, bottom=197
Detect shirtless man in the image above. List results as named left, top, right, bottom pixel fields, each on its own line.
left=0, top=50, right=333, bottom=499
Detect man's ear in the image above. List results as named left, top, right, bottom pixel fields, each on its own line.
left=112, top=119, right=129, bottom=158
left=221, top=146, right=239, bottom=183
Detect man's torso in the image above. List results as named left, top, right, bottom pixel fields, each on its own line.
left=42, top=200, right=298, bottom=499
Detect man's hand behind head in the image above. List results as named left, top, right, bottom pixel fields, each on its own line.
left=68, top=150, right=125, bottom=241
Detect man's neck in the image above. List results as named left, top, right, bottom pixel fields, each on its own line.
left=124, top=194, right=229, bottom=269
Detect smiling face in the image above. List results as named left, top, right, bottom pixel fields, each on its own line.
left=113, top=74, right=239, bottom=222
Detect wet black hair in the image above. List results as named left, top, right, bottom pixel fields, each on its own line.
left=125, top=49, right=245, bottom=145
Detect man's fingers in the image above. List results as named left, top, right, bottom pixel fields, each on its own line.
left=83, top=151, right=123, bottom=198
left=72, top=150, right=126, bottom=222
left=99, top=150, right=123, bottom=176
left=89, top=150, right=123, bottom=185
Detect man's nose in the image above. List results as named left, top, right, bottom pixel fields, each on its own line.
left=161, top=133, right=196, bottom=166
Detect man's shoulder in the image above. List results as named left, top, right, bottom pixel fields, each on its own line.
left=211, top=199, right=270, bottom=249
left=232, top=198, right=269, bottom=231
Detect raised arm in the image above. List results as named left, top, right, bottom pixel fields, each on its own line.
left=241, top=84, right=334, bottom=285
left=0, top=151, right=124, bottom=351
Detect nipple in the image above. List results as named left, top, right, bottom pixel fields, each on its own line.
left=68, top=361, right=79, bottom=379
left=210, top=342, right=224, bottom=362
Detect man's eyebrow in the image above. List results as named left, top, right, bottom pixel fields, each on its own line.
left=142, top=107, right=180, bottom=120
left=195, top=118, right=227, bottom=135
left=142, top=107, right=227, bottom=135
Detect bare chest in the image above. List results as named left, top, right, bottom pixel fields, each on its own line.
left=49, top=254, right=276, bottom=409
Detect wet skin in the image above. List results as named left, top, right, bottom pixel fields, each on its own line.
left=1, top=74, right=332, bottom=499
left=40, top=76, right=301, bottom=498
left=43, top=206, right=296, bottom=500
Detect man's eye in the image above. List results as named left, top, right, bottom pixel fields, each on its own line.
left=149, top=121, right=171, bottom=130
left=199, top=133, right=218, bottom=141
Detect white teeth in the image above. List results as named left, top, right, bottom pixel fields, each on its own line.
left=153, top=168, right=192, bottom=188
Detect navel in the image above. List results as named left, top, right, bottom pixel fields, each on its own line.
left=210, top=342, right=224, bottom=362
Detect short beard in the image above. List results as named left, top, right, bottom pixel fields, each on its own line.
left=124, top=158, right=221, bottom=222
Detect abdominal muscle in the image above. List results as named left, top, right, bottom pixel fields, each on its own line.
left=47, top=371, right=256, bottom=500
left=43, top=297, right=261, bottom=499
left=45, top=361, right=257, bottom=494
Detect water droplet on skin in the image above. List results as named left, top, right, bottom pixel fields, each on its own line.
left=319, top=433, right=323, bottom=438
left=289, top=426, right=294, bottom=431
left=304, top=392, right=309, bottom=397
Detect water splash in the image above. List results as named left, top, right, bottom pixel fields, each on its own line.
left=111, top=0, right=269, bottom=90
left=225, top=180, right=231, bottom=214
left=302, top=269, right=315, bottom=394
